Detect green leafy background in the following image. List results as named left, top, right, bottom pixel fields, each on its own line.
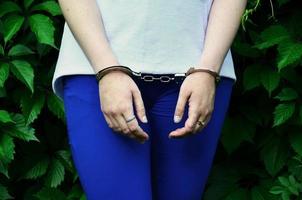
left=0, top=0, right=301, bottom=199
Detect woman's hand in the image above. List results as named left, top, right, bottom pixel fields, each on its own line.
left=169, top=72, right=216, bottom=138
left=98, top=70, right=149, bottom=143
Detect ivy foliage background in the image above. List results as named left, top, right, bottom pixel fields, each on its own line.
left=0, top=0, right=301, bottom=199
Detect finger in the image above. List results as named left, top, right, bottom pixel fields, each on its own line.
left=184, top=104, right=200, bottom=133
left=169, top=127, right=191, bottom=138
left=103, top=113, right=113, bottom=128
left=115, top=114, right=130, bottom=135
left=132, top=89, right=148, bottom=123
left=193, top=113, right=212, bottom=134
left=108, top=114, right=122, bottom=133
left=192, top=118, right=206, bottom=134
left=122, top=104, right=148, bottom=140
left=122, top=99, right=149, bottom=143
left=126, top=117, right=149, bottom=141
left=170, top=112, right=200, bottom=138
left=132, top=125, right=149, bottom=143
left=174, top=87, right=190, bottom=123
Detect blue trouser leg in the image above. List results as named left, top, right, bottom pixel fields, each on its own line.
left=144, top=77, right=234, bottom=200
left=62, top=74, right=234, bottom=200
left=62, top=75, right=153, bottom=200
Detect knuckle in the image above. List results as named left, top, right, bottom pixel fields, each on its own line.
left=198, top=108, right=206, bottom=116
left=187, top=124, right=195, bottom=131
left=124, top=105, right=132, bottom=112
left=113, top=107, right=121, bottom=115
left=133, top=89, right=141, bottom=95
left=136, top=107, right=145, bottom=114
left=176, top=107, right=184, bottom=114
left=204, top=108, right=211, bottom=115
left=107, top=109, right=115, bottom=115
left=102, top=108, right=110, bottom=115
left=179, top=92, right=187, bottom=99
left=123, top=128, right=129, bottom=134
left=129, top=124, right=138, bottom=132
left=115, top=107, right=124, bottom=113
left=119, top=105, right=128, bottom=112
left=111, top=109, right=120, bottom=115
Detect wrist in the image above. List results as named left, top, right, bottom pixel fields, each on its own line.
left=185, top=67, right=220, bottom=84
left=92, top=52, right=120, bottom=72
left=197, top=56, right=222, bottom=74
left=96, top=65, right=132, bottom=84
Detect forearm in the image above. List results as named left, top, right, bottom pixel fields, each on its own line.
left=58, top=0, right=119, bottom=72
left=198, top=0, right=247, bottom=73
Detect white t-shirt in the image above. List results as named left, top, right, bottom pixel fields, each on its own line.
left=52, top=0, right=237, bottom=101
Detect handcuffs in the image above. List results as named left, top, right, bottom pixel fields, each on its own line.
left=96, top=65, right=220, bottom=85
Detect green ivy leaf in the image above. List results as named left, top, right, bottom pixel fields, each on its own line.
left=277, top=0, right=290, bottom=6
left=278, top=176, right=290, bottom=187
left=45, top=158, right=65, bottom=188
left=274, top=88, right=298, bottom=101
left=0, top=1, right=21, bottom=17
left=277, top=42, right=302, bottom=70
left=260, top=137, right=288, bottom=176
left=3, top=14, right=24, bottom=43
left=232, top=40, right=260, bottom=58
left=55, top=150, right=74, bottom=173
left=47, top=93, right=65, bottom=120
left=23, top=157, right=50, bottom=179
left=0, top=63, right=9, bottom=88
left=243, top=64, right=262, bottom=91
left=270, top=185, right=284, bottom=195
left=221, top=117, right=255, bottom=154
left=0, top=110, right=14, bottom=124
left=34, top=187, right=66, bottom=200
left=0, top=45, right=4, bottom=55
left=29, top=14, right=57, bottom=49
left=66, top=185, right=86, bottom=200
left=21, top=92, right=45, bottom=125
left=289, top=132, right=302, bottom=157
left=0, top=134, right=15, bottom=178
left=80, top=194, right=87, bottom=200
left=203, top=164, right=240, bottom=200
left=10, top=60, right=34, bottom=93
left=24, top=0, right=35, bottom=10
left=260, top=68, right=280, bottom=96
left=3, top=114, right=39, bottom=142
left=251, top=185, right=275, bottom=200
left=273, top=103, right=295, bottom=127
left=31, top=1, right=62, bottom=16
left=0, top=184, right=13, bottom=200
left=8, top=44, right=35, bottom=56
left=254, top=25, right=290, bottom=49
left=225, top=188, right=249, bottom=200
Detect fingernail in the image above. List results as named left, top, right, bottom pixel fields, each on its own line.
left=174, top=115, right=180, bottom=123
left=142, top=115, right=148, bottom=123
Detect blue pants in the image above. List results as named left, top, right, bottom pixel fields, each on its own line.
left=62, top=74, right=235, bottom=200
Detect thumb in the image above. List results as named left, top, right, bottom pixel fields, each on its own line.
left=132, top=88, right=148, bottom=123
left=174, top=89, right=189, bottom=123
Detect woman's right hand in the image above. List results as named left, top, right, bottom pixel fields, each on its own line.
left=98, top=70, right=149, bottom=143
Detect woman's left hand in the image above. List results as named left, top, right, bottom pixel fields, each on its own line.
left=169, top=72, right=216, bottom=138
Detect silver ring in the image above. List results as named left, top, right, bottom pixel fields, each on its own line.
left=125, top=115, right=136, bottom=123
